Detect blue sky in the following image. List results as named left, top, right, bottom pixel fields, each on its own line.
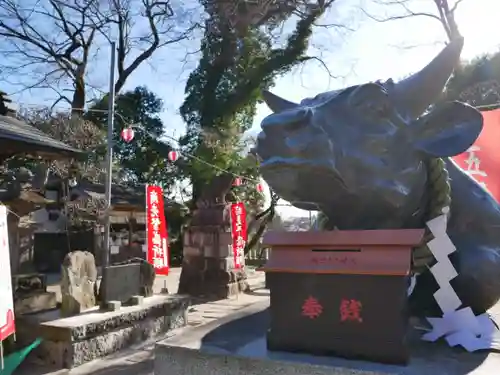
left=6, top=0, right=499, bottom=217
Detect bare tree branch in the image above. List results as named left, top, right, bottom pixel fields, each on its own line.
left=363, top=0, right=466, bottom=42
left=0, top=0, right=200, bottom=110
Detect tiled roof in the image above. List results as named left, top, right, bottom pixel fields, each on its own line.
left=72, top=180, right=146, bottom=207
left=0, top=115, right=82, bottom=158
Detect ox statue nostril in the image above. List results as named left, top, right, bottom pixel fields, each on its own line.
left=285, top=120, right=305, bottom=132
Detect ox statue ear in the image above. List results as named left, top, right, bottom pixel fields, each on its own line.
left=262, top=90, right=299, bottom=113
left=411, top=101, right=483, bottom=158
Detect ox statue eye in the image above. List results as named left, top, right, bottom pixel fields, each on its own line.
left=348, top=83, right=393, bottom=119
left=354, top=95, right=392, bottom=120
left=367, top=99, right=391, bottom=118
left=351, top=98, right=391, bottom=119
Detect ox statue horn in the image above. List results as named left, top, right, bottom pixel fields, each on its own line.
left=393, top=37, right=464, bottom=119
left=262, top=90, right=299, bottom=113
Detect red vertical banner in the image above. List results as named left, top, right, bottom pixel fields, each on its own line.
left=0, top=205, right=15, bottom=341
left=146, top=185, right=169, bottom=275
left=452, top=109, right=500, bottom=202
left=230, top=202, right=247, bottom=269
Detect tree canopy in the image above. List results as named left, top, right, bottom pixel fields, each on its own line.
left=179, top=0, right=338, bottom=207
left=86, top=86, right=177, bottom=190
left=445, top=52, right=500, bottom=107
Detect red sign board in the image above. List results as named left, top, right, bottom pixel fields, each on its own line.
left=0, top=205, right=14, bottom=341
left=230, top=202, right=247, bottom=269
left=0, top=310, right=14, bottom=341
left=453, top=109, right=500, bottom=202
left=146, top=185, right=169, bottom=275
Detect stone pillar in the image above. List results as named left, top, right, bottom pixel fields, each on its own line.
left=178, top=204, right=248, bottom=298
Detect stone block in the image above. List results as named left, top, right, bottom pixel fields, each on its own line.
left=203, top=245, right=217, bottom=258
left=221, top=255, right=246, bottom=271
left=12, top=273, right=47, bottom=295
left=219, top=232, right=233, bottom=246
left=222, top=257, right=236, bottom=271
left=129, top=295, right=144, bottom=305
left=184, top=246, right=202, bottom=257
left=224, top=244, right=233, bottom=257
left=17, top=294, right=190, bottom=369
left=178, top=255, right=248, bottom=298
left=14, top=291, right=57, bottom=315
left=190, top=206, right=232, bottom=228
left=205, top=232, right=216, bottom=246
left=103, top=300, right=121, bottom=311
left=205, top=244, right=233, bottom=258
left=60, top=251, right=97, bottom=316
left=191, top=231, right=206, bottom=246
left=179, top=207, right=249, bottom=298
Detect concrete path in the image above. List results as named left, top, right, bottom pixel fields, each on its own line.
left=68, top=292, right=271, bottom=375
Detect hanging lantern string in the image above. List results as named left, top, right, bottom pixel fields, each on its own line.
left=13, top=101, right=317, bottom=209
left=125, top=124, right=262, bottom=186
left=120, top=127, right=316, bottom=208
left=7, top=103, right=252, bottom=185
left=162, top=141, right=322, bottom=210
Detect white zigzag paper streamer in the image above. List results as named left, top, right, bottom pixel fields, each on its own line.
left=420, top=207, right=500, bottom=351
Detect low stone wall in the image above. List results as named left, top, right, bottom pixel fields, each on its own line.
left=17, top=294, right=190, bottom=369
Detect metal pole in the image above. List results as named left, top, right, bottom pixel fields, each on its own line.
left=101, top=41, right=116, bottom=307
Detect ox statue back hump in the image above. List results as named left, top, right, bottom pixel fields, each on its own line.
left=255, top=37, right=500, bottom=317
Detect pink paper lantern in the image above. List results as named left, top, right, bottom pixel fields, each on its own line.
left=168, top=150, right=179, bottom=161
left=256, top=183, right=264, bottom=193
left=121, top=127, right=135, bottom=143
left=233, top=177, right=242, bottom=187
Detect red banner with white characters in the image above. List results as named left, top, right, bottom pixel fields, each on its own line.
left=453, top=109, right=500, bottom=202
left=146, top=185, right=169, bottom=275
left=230, top=202, right=247, bottom=269
left=0, top=205, right=15, bottom=341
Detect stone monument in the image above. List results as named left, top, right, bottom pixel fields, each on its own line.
left=254, top=36, right=500, bottom=357
left=19, top=253, right=189, bottom=369
left=98, top=257, right=156, bottom=309
left=178, top=173, right=248, bottom=298
left=60, top=250, right=97, bottom=316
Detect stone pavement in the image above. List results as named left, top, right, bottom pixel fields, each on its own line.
left=15, top=269, right=267, bottom=375
left=157, top=295, right=500, bottom=375
left=19, top=270, right=500, bottom=375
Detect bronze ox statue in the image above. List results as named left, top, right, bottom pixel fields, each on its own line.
left=254, top=37, right=500, bottom=318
